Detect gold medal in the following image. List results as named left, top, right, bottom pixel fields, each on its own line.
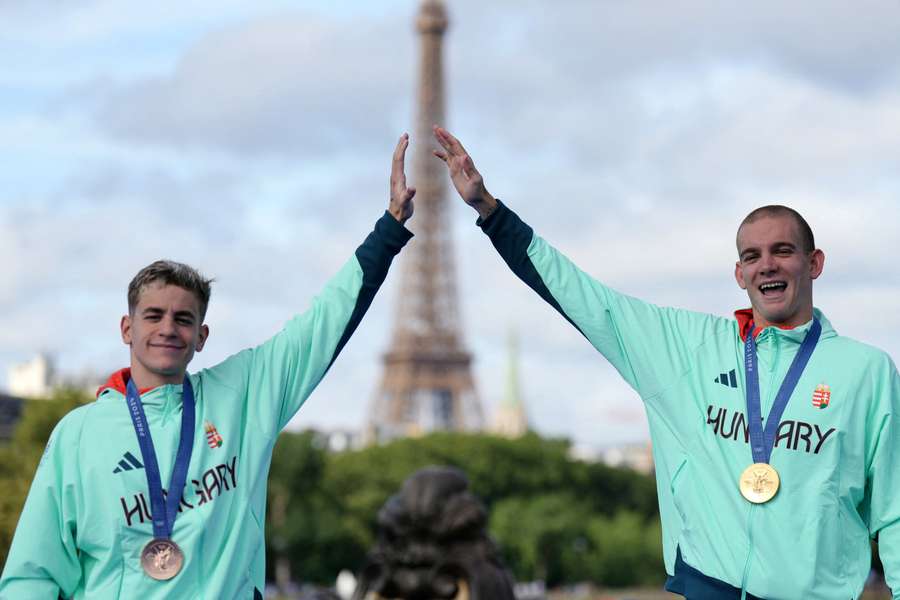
left=141, top=538, right=184, bottom=580
left=739, top=463, right=780, bottom=504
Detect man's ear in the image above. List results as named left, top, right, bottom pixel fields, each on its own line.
left=734, top=261, right=747, bottom=290
left=809, top=249, right=825, bottom=281
left=121, top=315, right=133, bottom=345
left=195, top=324, right=209, bottom=352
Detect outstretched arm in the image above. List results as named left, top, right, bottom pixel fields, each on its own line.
left=203, top=134, right=416, bottom=434
left=430, top=126, right=722, bottom=404
left=432, top=126, right=498, bottom=221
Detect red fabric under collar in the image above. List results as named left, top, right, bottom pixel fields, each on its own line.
left=734, top=308, right=799, bottom=341
left=734, top=309, right=759, bottom=342
left=96, top=368, right=157, bottom=398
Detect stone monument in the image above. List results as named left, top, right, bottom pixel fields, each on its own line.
left=352, top=467, right=516, bottom=600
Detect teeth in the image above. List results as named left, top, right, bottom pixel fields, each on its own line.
left=759, top=282, right=786, bottom=292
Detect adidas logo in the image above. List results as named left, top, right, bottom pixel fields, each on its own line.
left=714, top=369, right=738, bottom=389
left=113, top=451, right=144, bottom=474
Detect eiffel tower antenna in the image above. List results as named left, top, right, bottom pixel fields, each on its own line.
left=367, top=0, right=483, bottom=442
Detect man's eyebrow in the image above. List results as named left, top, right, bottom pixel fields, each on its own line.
left=739, top=240, right=798, bottom=258
left=140, top=307, right=197, bottom=319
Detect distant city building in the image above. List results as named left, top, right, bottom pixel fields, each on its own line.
left=569, top=442, right=601, bottom=463
left=8, top=354, right=54, bottom=398
left=600, top=442, right=655, bottom=474
left=314, top=428, right=363, bottom=453
left=492, top=329, right=529, bottom=438
left=570, top=441, right=655, bottom=475
left=7, top=354, right=104, bottom=400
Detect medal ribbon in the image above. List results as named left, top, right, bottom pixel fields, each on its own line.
left=744, top=318, right=821, bottom=464
left=125, top=376, right=196, bottom=539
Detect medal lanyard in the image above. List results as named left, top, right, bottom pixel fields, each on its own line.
left=126, top=376, right=196, bottom=540
left=744, top=318, right=821, bottom=464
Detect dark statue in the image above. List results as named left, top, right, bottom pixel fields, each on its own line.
left=352, top=466, right=516, bottom=600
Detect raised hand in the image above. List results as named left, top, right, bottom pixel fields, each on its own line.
left=389, top=133, right=416, bottom=224
left=432, top=126, right=497, bottom=219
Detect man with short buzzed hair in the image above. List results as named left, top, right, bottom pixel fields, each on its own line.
left=432, top=126, right=900, bottom=599
left=738, top=205, right=816, bottom=253
left=0, top=135, right=419, bottom=599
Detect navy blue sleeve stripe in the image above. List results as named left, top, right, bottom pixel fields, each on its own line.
left=478, top=201, right=586, bottom=338
left=328, top=211, right=413, bottom=368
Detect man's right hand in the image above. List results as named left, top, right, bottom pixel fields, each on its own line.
left=389, top=133, right=416, bottom=225
left=433, top=126, right=498, bottom=220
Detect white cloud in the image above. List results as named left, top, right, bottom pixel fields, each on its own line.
left=1, top=1, right=898, bottom=449
left=92, top=14, right=413, bottom=157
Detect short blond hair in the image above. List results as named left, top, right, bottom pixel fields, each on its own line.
left=128, top=260, right=213, bottom=320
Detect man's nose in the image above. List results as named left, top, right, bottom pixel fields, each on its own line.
left=758, top=253, right=778, bottom=274
left=158, top=315, right=177, bottom=335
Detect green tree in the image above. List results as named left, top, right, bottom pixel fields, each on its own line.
left=0, top=388, right=91, bottom=567
left=320, top=432, right=661, bottom=587
left=578, top=460, right=658, bottom=519
left=584, top=511, right=665, bottom=586
left=256, top=430, right=664, bottom=587
left=265, top=431, right=364, bottom=587
left=490, top=493, right=595, bottom=585
left=322, top=432, right=586, bottom=554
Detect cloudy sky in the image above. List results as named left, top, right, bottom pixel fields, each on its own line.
left=2, top=0, right=898, bottom=449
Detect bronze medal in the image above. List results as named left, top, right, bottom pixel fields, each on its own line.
left=739, top=463, right=780, bottom=504
left=141, top=538, right=184, bottom=580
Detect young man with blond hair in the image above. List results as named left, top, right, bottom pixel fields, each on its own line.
left=0, top=135, right=418, bottom=599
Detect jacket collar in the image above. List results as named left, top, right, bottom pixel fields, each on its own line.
left=734, top=308, right=836, bottom=342
left=96, top=367, right=158, bottom=398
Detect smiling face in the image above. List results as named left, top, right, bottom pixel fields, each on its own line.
left=734, top=213, right=825, bottom=330
left=120, top=282, right=209, bottom=388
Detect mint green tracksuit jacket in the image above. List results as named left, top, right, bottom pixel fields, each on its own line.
left=0, top=212, right=412, bottom=599
left=479, top=202, right=899, bottom=599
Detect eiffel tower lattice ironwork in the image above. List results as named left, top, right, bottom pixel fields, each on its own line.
left=367, top=0, right=483, bottom=442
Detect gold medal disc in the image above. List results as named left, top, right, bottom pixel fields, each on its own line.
left=141, top=538, right=184, bottom=580
left=739, top=463, right=780, bottom=504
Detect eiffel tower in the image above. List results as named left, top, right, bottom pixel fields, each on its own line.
left=367, top=0, right=483, bottom=442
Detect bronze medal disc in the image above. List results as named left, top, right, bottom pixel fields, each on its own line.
left=141, top=538, right=184, bottom=580
left=739, top=463, right=780, bottom=504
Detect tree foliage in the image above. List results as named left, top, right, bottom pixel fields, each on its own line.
left=0, top=388, right=91, bottom=567
left=266, top=431, right=664, bottom=588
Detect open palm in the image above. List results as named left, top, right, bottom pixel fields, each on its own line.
left=432, top=126, right=495, bottom=213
